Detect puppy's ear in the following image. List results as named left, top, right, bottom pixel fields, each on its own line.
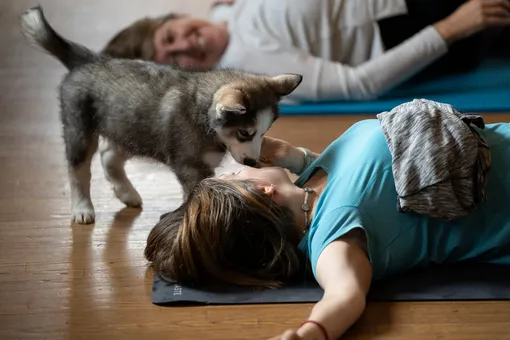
left=214, top=87, right=246, bottom=117
left=268, top=74, right=303, bottom=97
left=216, top=103, right=246, bottom=116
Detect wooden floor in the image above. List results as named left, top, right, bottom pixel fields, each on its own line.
left=1, top=1, right=510, bottom=339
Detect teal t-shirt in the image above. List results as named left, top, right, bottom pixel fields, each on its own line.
left=294, top=119, right=510, bottom=280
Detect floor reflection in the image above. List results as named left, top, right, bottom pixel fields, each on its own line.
left=68, top=206, right=143, bottom=338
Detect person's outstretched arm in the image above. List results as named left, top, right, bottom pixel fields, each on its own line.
left=264, top=25, right=447, bottom=101
left=233, top=0, right=510, bottom=102
left=268, top=230, right=373, bottom=340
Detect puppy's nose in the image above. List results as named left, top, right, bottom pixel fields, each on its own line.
left=243, top=158, right=257, bottom=167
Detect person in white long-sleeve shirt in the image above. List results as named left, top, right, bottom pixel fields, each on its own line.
left=102, top=0, right=510, bottom=102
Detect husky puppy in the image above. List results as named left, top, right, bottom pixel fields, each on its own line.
left=19, top=6, right=302, bottom=225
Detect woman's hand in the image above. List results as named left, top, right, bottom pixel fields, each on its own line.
left=257, top=136, right=306, bottom=174
left=435, top=0, right=510, bottom=43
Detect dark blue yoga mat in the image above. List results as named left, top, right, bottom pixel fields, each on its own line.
left=152, top=263, right=510, bottom=306
left=279, top=59, right=510, bottom=115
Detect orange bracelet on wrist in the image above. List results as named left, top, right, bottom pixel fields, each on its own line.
left=300, top=320, right=329, bottom=340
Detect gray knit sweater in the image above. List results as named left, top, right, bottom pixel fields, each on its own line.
left=376, top=99, right=491, bottom=221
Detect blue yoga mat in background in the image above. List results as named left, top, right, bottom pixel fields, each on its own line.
left=280, top=59, right=510, bottom=115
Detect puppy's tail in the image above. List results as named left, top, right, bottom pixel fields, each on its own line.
left=20, top=5, right=99, bottom=70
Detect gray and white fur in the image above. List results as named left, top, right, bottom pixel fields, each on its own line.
left=19, top=6, right=302, bottom=224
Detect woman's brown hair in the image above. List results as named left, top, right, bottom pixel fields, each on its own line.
left=144, top=178, right=304, bottom=289
left=101, top=13, right=179, bottom=60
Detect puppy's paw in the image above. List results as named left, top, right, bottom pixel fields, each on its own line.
left=71, top=201, right=95, bottom=224
left=114, top=185, right=143, bottom=208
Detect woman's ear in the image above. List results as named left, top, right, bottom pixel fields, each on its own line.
left=257, top=183, right=276, bottom=197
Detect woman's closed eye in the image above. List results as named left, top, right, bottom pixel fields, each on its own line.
left=219, top=167, right=244, bottom=178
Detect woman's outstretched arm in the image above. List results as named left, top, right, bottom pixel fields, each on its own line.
left=237, top=0, right=510, bottom=102
left=268, top=230, right=373, bottom=340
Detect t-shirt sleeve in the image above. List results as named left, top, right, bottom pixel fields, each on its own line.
left=308, top=206, right=366, bottom=279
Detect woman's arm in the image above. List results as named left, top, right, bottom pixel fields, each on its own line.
left=268, top=230, right=373, bottom=340
left=232, top=0, right=510, bottom=102
left=236, top=26, right=446, bottom=101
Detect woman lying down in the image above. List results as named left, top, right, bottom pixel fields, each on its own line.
left=144, top=99, right=510, bottom=340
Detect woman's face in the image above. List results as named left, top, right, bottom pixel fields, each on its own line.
left=153, top=17, right=228, bottom=70
left=220, top=166, right=296, bottom=204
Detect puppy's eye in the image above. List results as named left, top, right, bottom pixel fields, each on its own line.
left=238, top=129, right=250, bottom=138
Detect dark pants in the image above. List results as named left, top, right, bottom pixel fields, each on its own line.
left=378, top=0, right=509, bottom=82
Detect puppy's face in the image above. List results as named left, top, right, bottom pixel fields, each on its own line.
left=212, top=74, right=302, bottom=166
